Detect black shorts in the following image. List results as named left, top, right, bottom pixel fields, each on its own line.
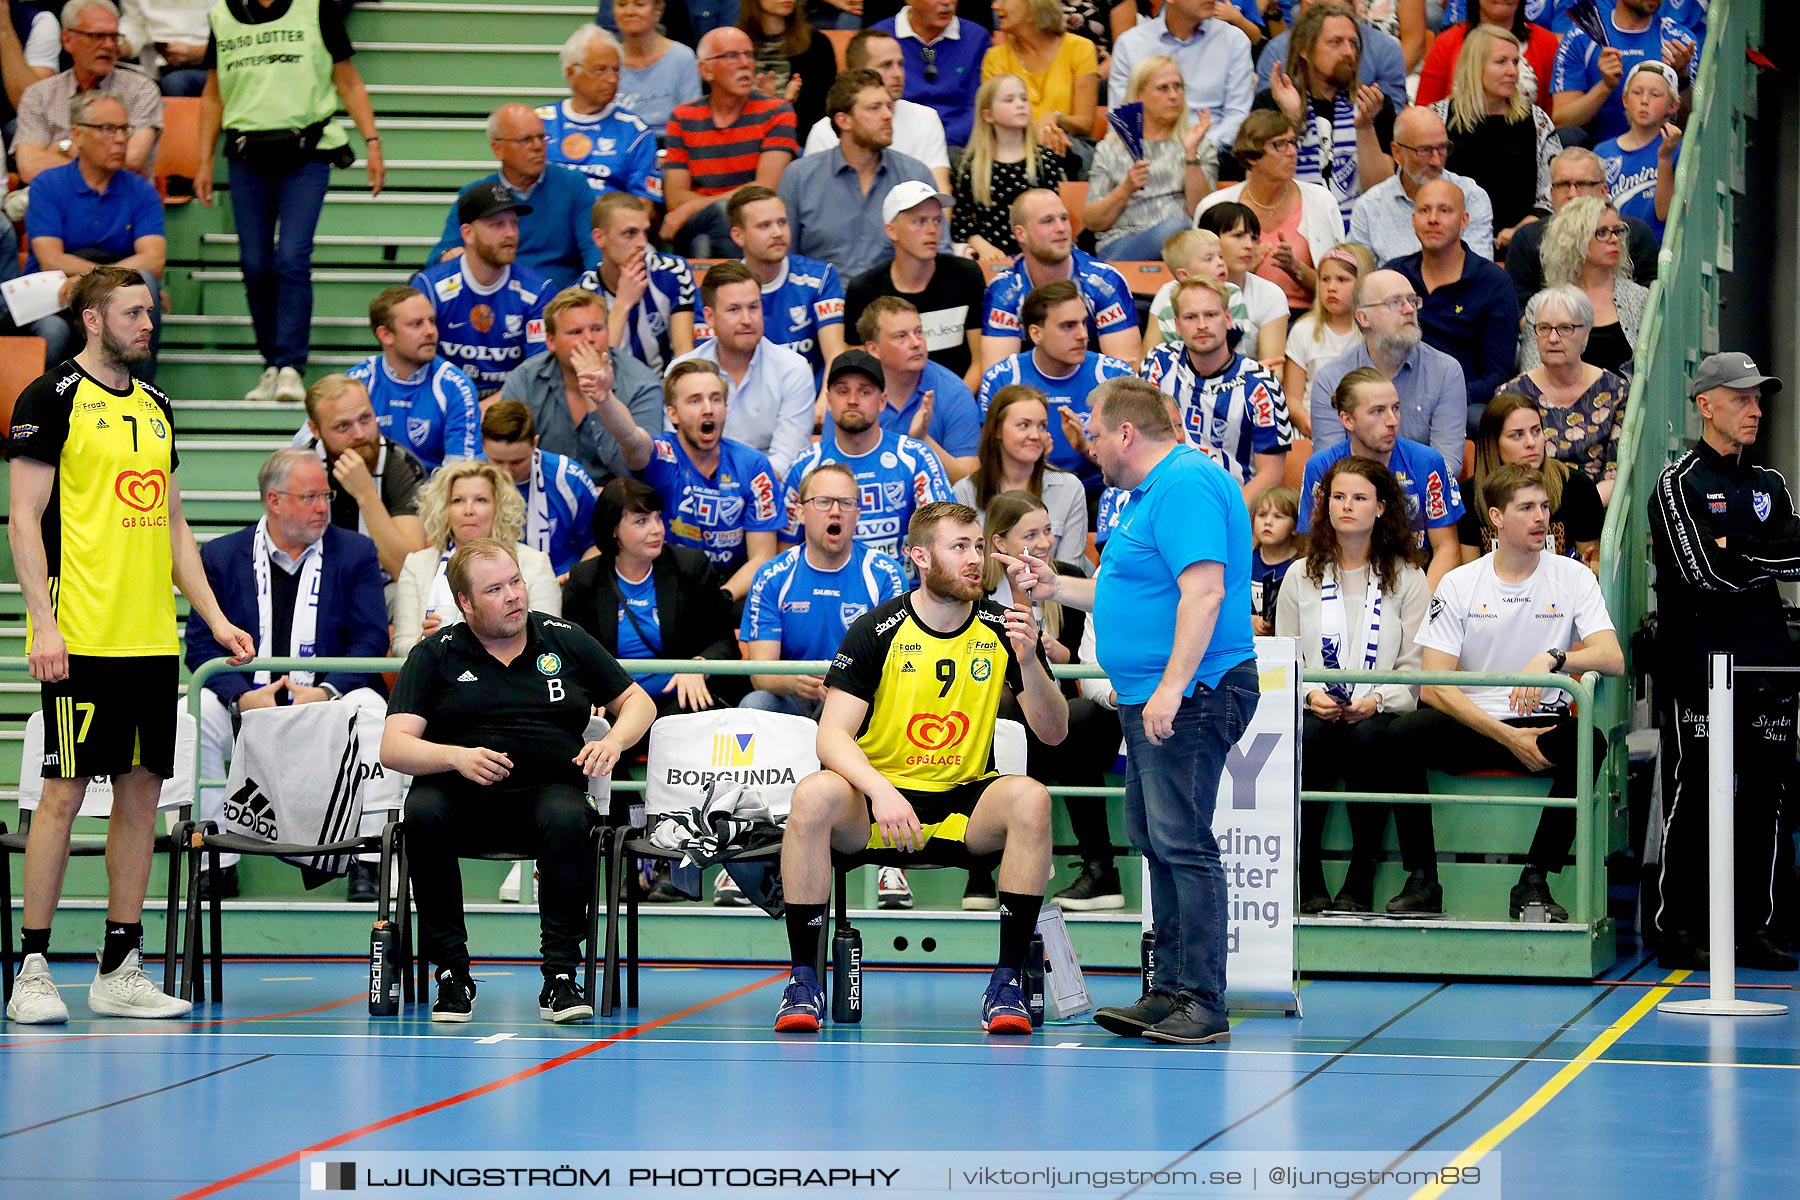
left=864, top=774, right=1006, bottom=860
left=41, top=655, right=179, bottom=781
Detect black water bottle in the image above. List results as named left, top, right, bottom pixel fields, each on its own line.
left=831, top=925, right=863, bottom=1024
left=369, top=920, right=399, bottom=1016
left=1140, top=928, right=1156, bottom=994
left=1024, top=933, right=1046, bottom=1028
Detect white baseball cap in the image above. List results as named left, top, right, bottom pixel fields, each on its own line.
left=881, top=180, right=953, bottom=225
left=1626, top=60, right=1682, bottom=99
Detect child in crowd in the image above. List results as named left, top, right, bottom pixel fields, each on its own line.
left=1593, top=60, right=1683, bottom=244
left=1144, top=228, right=1241, bottom=357
left=1283, top=243, right=1376, bottom=437
left=1251, top=485, right=1303, bottom=637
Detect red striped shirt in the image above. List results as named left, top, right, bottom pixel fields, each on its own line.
left=663, top=95, right=799, bottom=196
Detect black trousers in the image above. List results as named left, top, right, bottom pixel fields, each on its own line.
left=1385, top=708, right=1604, bottom=874
left=1658, top=671, right=1795, bottom=939
left=404, top=778, right=596, bottom=976
left=1299, top=710, right=1434, bottom=899
left=998, top=692, right=1122, bottom=864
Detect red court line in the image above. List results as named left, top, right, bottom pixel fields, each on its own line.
left=170, top=970, right=788, bottom=1200
left=0, top=992, right=366, bottom=1051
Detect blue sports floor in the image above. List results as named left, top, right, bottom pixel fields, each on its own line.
left=2, top=954, right=1796, bottom=1199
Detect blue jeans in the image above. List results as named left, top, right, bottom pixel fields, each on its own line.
left=1120, top=658, right=1260, bottom=1012
left=159, top=67, right=209, bottom=97
left=1098, top=215, right=1193, bottom=264
left=228, top=157, right=331, bottom=368
left=739, top=690, right=823, bottom=720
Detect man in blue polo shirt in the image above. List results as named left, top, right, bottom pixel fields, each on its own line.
left=18, top=93, right=165, bottom=373
left=980, top=189, right=1140, bottom=370
left=873, top=0, right=990, bottom=150
left=999, top=376, right=1259, bottom=1047
left=857, top=295, right=982, bottom=480
left=539, top=25, right=662, bottom=203
left=741, top=460, right=908, bottom=719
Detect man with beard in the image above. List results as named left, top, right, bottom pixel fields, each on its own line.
left=1253, top=2, right=1393, bottom=223
left=538, top=25, right=661, bottom=203
left=382, top=539, right=657, bottom=1024
left=634, top=359, right=782, bottom=603
left=1348, top=106, right=1496, bottom=262
left=1142, top=276, right=1292, bottom=510
left=997, top=378, right=1256, bottom=1046
left=979, top=189, right=1139, bottom=371
left=337, top=286, right=481, bottom=471
left=776, top=69, right=942, bottom=280
left=412, top=183, right=553, bottom=397
left=1308, top=268, right=1468, bottom=478
left=714, top=186, right=846, bottom=390
left=772, top=501, right=1066, bottom=1034
left=300, top=374, right=430, bottom=583
left=6, top=267, right=255, bottom=1024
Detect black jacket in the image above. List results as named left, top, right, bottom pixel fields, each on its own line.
left=1649, top=438, right=1800, bottom=665
left=561, top=546, right=740, bottom=664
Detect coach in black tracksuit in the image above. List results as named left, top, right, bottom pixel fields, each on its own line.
left=1648, top=352, right=1800, bottom=973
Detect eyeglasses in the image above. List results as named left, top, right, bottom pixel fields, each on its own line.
left=803, top=496, right=859, bottom=513
left=1262, top=136, right=1299, bottom=152
left=1363, top=294, right=1423, bottom=313
left=69, top=29, right=122, bottom=43
left=1533, top=322, right=1587, bottom=339
left=493, top=132, right=549, bottom=146
left=702, top=49, right=754, bottom=64
left=575, top=64, right=622, bottom=77
left=75, top=122, right=132, bottom=138
left=275, top=489, right=337, bottom=505
left=1394, top=141, right=1451, bottom=158
left=1550, top=178, right=1606, bottom=192
left=920, top=45, right=938, bottom=82
left=1592, top=225, right=1629, bottom=241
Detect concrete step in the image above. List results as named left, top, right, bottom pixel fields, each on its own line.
left=355, top=42, right=565, bottom=93
left=351, top=1, right=600, bottom=45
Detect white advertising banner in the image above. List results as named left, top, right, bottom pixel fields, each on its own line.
left=1140, top=636, right=1300, bottom=1015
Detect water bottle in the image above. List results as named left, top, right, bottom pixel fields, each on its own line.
left=1140, top=928, right=1156, bottom=994
left=831, top=925, right=863, bottom=1024
left=369, top=920, right=399, bottom=1016
left=1024, top=933, right=1046, bottom=1028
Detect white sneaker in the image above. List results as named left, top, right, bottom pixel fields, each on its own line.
left=713, top=870, right=749, bottom=907
left=877, top=866, right=913, bottom=910
left=274, top=366, right=306, bottom=403
left=87, top=949, right=192, bottom=1019
left=244, top=366, right=280, bottom=402
left=5, top=953, right=69, bottom=1024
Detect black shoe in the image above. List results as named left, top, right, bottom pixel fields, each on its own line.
left=1329, top=891, right=1373, bottom=914
left=1509, top=869, right=1568, bottom=922
left=1054, top=861, right=1124, bottom=911
left=1658, top=930, right=1710, bottom=971
left=1385, top=869, right=1442, bottom=914
left=197, top=865, right=239, bottom=901
left=431, top=968, right=475, bottom=1023
left=1093, top=989, right=1179, bottom=1036
left=345, top=861, right=379, bottom=903
left=1298, top=893, right=1333, bottom=915
left=1737, top=932, right=1799, bottom=972
left=962, top=868, right=998, bottom=911
left=538, top=972, right=594, bottom=1023
left=1142, top=993, right=1231, bottom=1046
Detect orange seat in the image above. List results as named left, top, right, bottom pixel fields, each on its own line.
left=1285, top=436, right=1312, bottom=493
left=1092, top=105, right=1109, bottom=141
left=1058, top=180, right=1088, bottom=238
left=1113, top=260, right=1172, bottom=298
left=0, top=336, right=47, bottom=435
left=155, top=96, right=203, bottom=205
left=824, top=29, right=855, bottom=71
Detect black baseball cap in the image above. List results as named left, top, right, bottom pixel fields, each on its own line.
left=458, top=181, right=533, bottom=225
left=827, top=349, right=885, bottom=391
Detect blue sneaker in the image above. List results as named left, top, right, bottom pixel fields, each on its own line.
left=773, top=966, right=826, bottom=1032
left=981, top=967, right=1033, bottom=1035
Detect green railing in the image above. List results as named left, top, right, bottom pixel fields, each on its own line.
left=1597, top=0, right=1763, bottom=806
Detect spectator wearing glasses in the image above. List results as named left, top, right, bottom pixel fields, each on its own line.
left=537, top=25, right=662, bottom=204
left=613, top=0, right=701, bottom=136
left=117, top=0, right=215, bottom=98
left=1504, top=285, right=1628, bottom=504
left=1309, top=267, right=1468, bottom=477
left=13, top=1, right=161, bottom=185
left=1109, top=0, right=1255, bottom=157
left=1085, top=55, right=1219, bottom=264
left=872, top=0, right=991, bottom=151
left=1504, top=146, right=1658, bottom=306
left=1348, top=106, right=1495, bottom=264
left=660, top=25, right=799, bottom=257
left=1529, top=195, right=1645, bottom=378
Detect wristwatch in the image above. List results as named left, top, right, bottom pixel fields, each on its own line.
left=1546, top=647, right=1568, bottom=673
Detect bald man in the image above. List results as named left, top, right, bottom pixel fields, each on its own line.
left=661, top=26, right=800, bottom=257
left=1386, top=179, right=1520, bottom=430
left=1348, top=107, right=1496, bottom=263
left=427, top=103, right=602, bottom=291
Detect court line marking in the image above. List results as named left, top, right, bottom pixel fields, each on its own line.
left=0, top=992, right=365, bottom=1052
left=0, top=1055, right=273, bottom=1140
left=167, top=971, right=787, bottom=1200
left=1404, top=972, right=1686, bottom=1200
left=475, top=1032, right=516, bottom=1045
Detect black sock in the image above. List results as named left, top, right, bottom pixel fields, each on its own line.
left=100, top=921, right=143, bottom=974
left=785, top=902, right=827, bottom=972
left=997, top=891, right=1043, bottom=974
left=22, top=927, right=51, bottom=958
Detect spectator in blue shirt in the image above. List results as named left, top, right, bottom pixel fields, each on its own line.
left=1386, top=179, right=1520, bottom=429
left=19, top=92, right=165, bottom=374
left=343, top=286, right=481, bottom=470
left=979, top=187, right=1141, bottom=369
left=1550, top=0, right=1697, bottom=144
left=740, top=460, right=908, bottom=719
left=719, top=185, right=847, bottom=389
left=1109, top=0, right=1257, bottom=153
left=427, top=104, right=604, bottom=292
left=857, top=295, right=984, bottom=480
left=480, top=400, right=603, bottom=579
left=874, top=0, right=991, bottom=149
left=538, top=25, right=662, bottom=204
left=1593, top=59, right=1682, bottom=244
left=1256, top=0, right=1411, bottom=112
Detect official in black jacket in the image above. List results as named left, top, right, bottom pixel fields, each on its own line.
left=1647, top=351, right=1800, bottom=972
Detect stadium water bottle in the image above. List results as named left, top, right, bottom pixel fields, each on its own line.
left=369, top=920, right=399, bottom=1016
left=831, top=925, right=863, bottom=1024
left=1140, top=929, right=1156, bottom=994
left=1024, top=933, right=1046, bottom=1028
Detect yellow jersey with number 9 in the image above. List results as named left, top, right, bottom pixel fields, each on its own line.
left=7, top=362, right=180, bottom=656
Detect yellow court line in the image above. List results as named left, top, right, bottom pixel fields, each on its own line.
left=1408, top=970, right=1689, bottom=1200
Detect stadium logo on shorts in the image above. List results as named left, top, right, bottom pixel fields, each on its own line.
left=906, top=710, right=970, bottom=751
left=713, top=732, right=756, bottom=766
left=537, top=653, right=561, bottom=675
